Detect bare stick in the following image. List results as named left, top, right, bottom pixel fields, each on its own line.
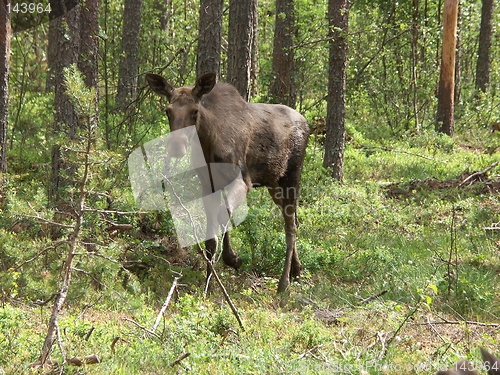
left=18, top=212, right=76, bottom=229
left=296, top=344, right=324, bottom=360
left=151, top=275, right=181, bottom=333
left=359, top=144, right=435, bottom=160
left=358, top=290, right=388, bottom=305
left=169, top=352, right=191, bottom=367
left=123, top=318, right=161, bottom=339
left=383, top=301, right=421, bottom=358
left=110, top=336, right=130, bottom=354
left=13, top=241, right=68, bottom=272
left=203, top=251, right=245, bottom=330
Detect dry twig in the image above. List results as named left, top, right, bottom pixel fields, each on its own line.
left=169, top=352, right=191, bottom=367
left=123, top=318, right=161, bottom=339
left=151, top=275, right=181, bottom=333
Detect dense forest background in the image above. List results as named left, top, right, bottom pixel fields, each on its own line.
left=1, top=0, right=500, bottom=373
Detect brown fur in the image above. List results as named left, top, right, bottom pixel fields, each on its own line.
left=146, top=72, right=310, bottom=293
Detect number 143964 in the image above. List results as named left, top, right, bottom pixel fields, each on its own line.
left=7, top=3, right=52, bottom=14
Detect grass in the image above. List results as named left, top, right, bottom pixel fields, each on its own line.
left=2, top=287, right=500, bottom=374
left=1, top=129, right=500, bottom=374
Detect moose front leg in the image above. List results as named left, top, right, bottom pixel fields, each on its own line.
left=217, top=176, right=246, bottom=270
left=202, top=189, right=221, bottom=281
left=217, top=174, right=248, bottom=225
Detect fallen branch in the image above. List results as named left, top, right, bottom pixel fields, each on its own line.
left=359, top=290, right=388, bottom=305
left=219, top=328, right=238, bottom=346
left=359, top=144, right=434, bottom=161
left=383, top=300, right=421, bottom=358
left=123, top=318, right=161, bottom=339
left=415, top=320, right=500, bottom=327
left=296, top=344, right=324, bottom=360
left=169, top=352, right=191, bottom=367
left=110, top=336, right=129, bottom=354
left=458, top=161, right=499, bottom=188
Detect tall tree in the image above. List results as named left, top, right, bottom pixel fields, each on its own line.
left=197, top=0, right=223, bottom=78
left=250, top=0, right=259, bottom=97
left=47, top=1, right=99, bottom=202
left=47, top=4, right=81, bottom=203
left=269, top=0, right=295, bottom=107
left=79, top=0, right=99, bottom=91
left=46, top=0, right=80, bottom=92
left=227, top=0, right=258, bottom=100
left=435, top=0, right=459, bottom=136
left=475, top=0, right=495, bottom=93
left=323, top=0, right=349, bottom=182
left=116, top=0, right=143, bottom=108
left=0, top=0, right=11, bottom=181
left=50, top=4, right=81, bottom=137
left=454, top=5, right=462, bottom=104
left=154, top=0, right=171, bottom=32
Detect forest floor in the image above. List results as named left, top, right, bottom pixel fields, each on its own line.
left=2, top=132, right=500, bottom=374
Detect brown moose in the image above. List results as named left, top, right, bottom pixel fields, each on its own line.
left=146, top=72, right=310, bottom=293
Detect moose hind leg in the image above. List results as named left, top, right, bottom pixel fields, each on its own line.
left=269, top=186, right=301, bottom=294
left=277, top=212, right=299, bottom=294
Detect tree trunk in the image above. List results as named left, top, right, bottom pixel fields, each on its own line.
left=227, top=0, right=257, bottom=100
left=411, top=0, right=420, bottom=132
left=269, top=0, right=295, bottom=107
left=116, top=0, right=143, bottom=109
left=475, top=0, right=494, bottom=93
left=79, top=0, right=99, bottom=133
left=46, top=0, right=80, bottom=92
left=155, top=0, right=171, bottom=32
left=454, top=4, right=462, bottom=104
left=250, top=0, right=259, bottom=97
left=435, top=0, right=458, bottom=136
left=48, top=6, right=80, bottom=204
left=50, top=5, right=81, bottom=137
left=79, top=0, right=99, bottom=90
left=0, top=0, right=11, bottom=180
left=197, top=0, right=223, bottom=78
left=323, top=0, right=349, bottom=182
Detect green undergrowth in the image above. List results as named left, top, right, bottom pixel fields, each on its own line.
left=1, top=286, right=500, bottom=374
left=2, top=130, right=500, bottom=373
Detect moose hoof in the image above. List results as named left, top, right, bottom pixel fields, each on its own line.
left=222, top=251, right=242, bottom=270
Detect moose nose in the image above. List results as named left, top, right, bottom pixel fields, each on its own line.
left=166, top=134, right=188, bottom=158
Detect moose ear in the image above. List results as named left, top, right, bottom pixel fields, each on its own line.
left=193, top=72, right=216, bottom=99
left=146, top=73, right=174, bottom=100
